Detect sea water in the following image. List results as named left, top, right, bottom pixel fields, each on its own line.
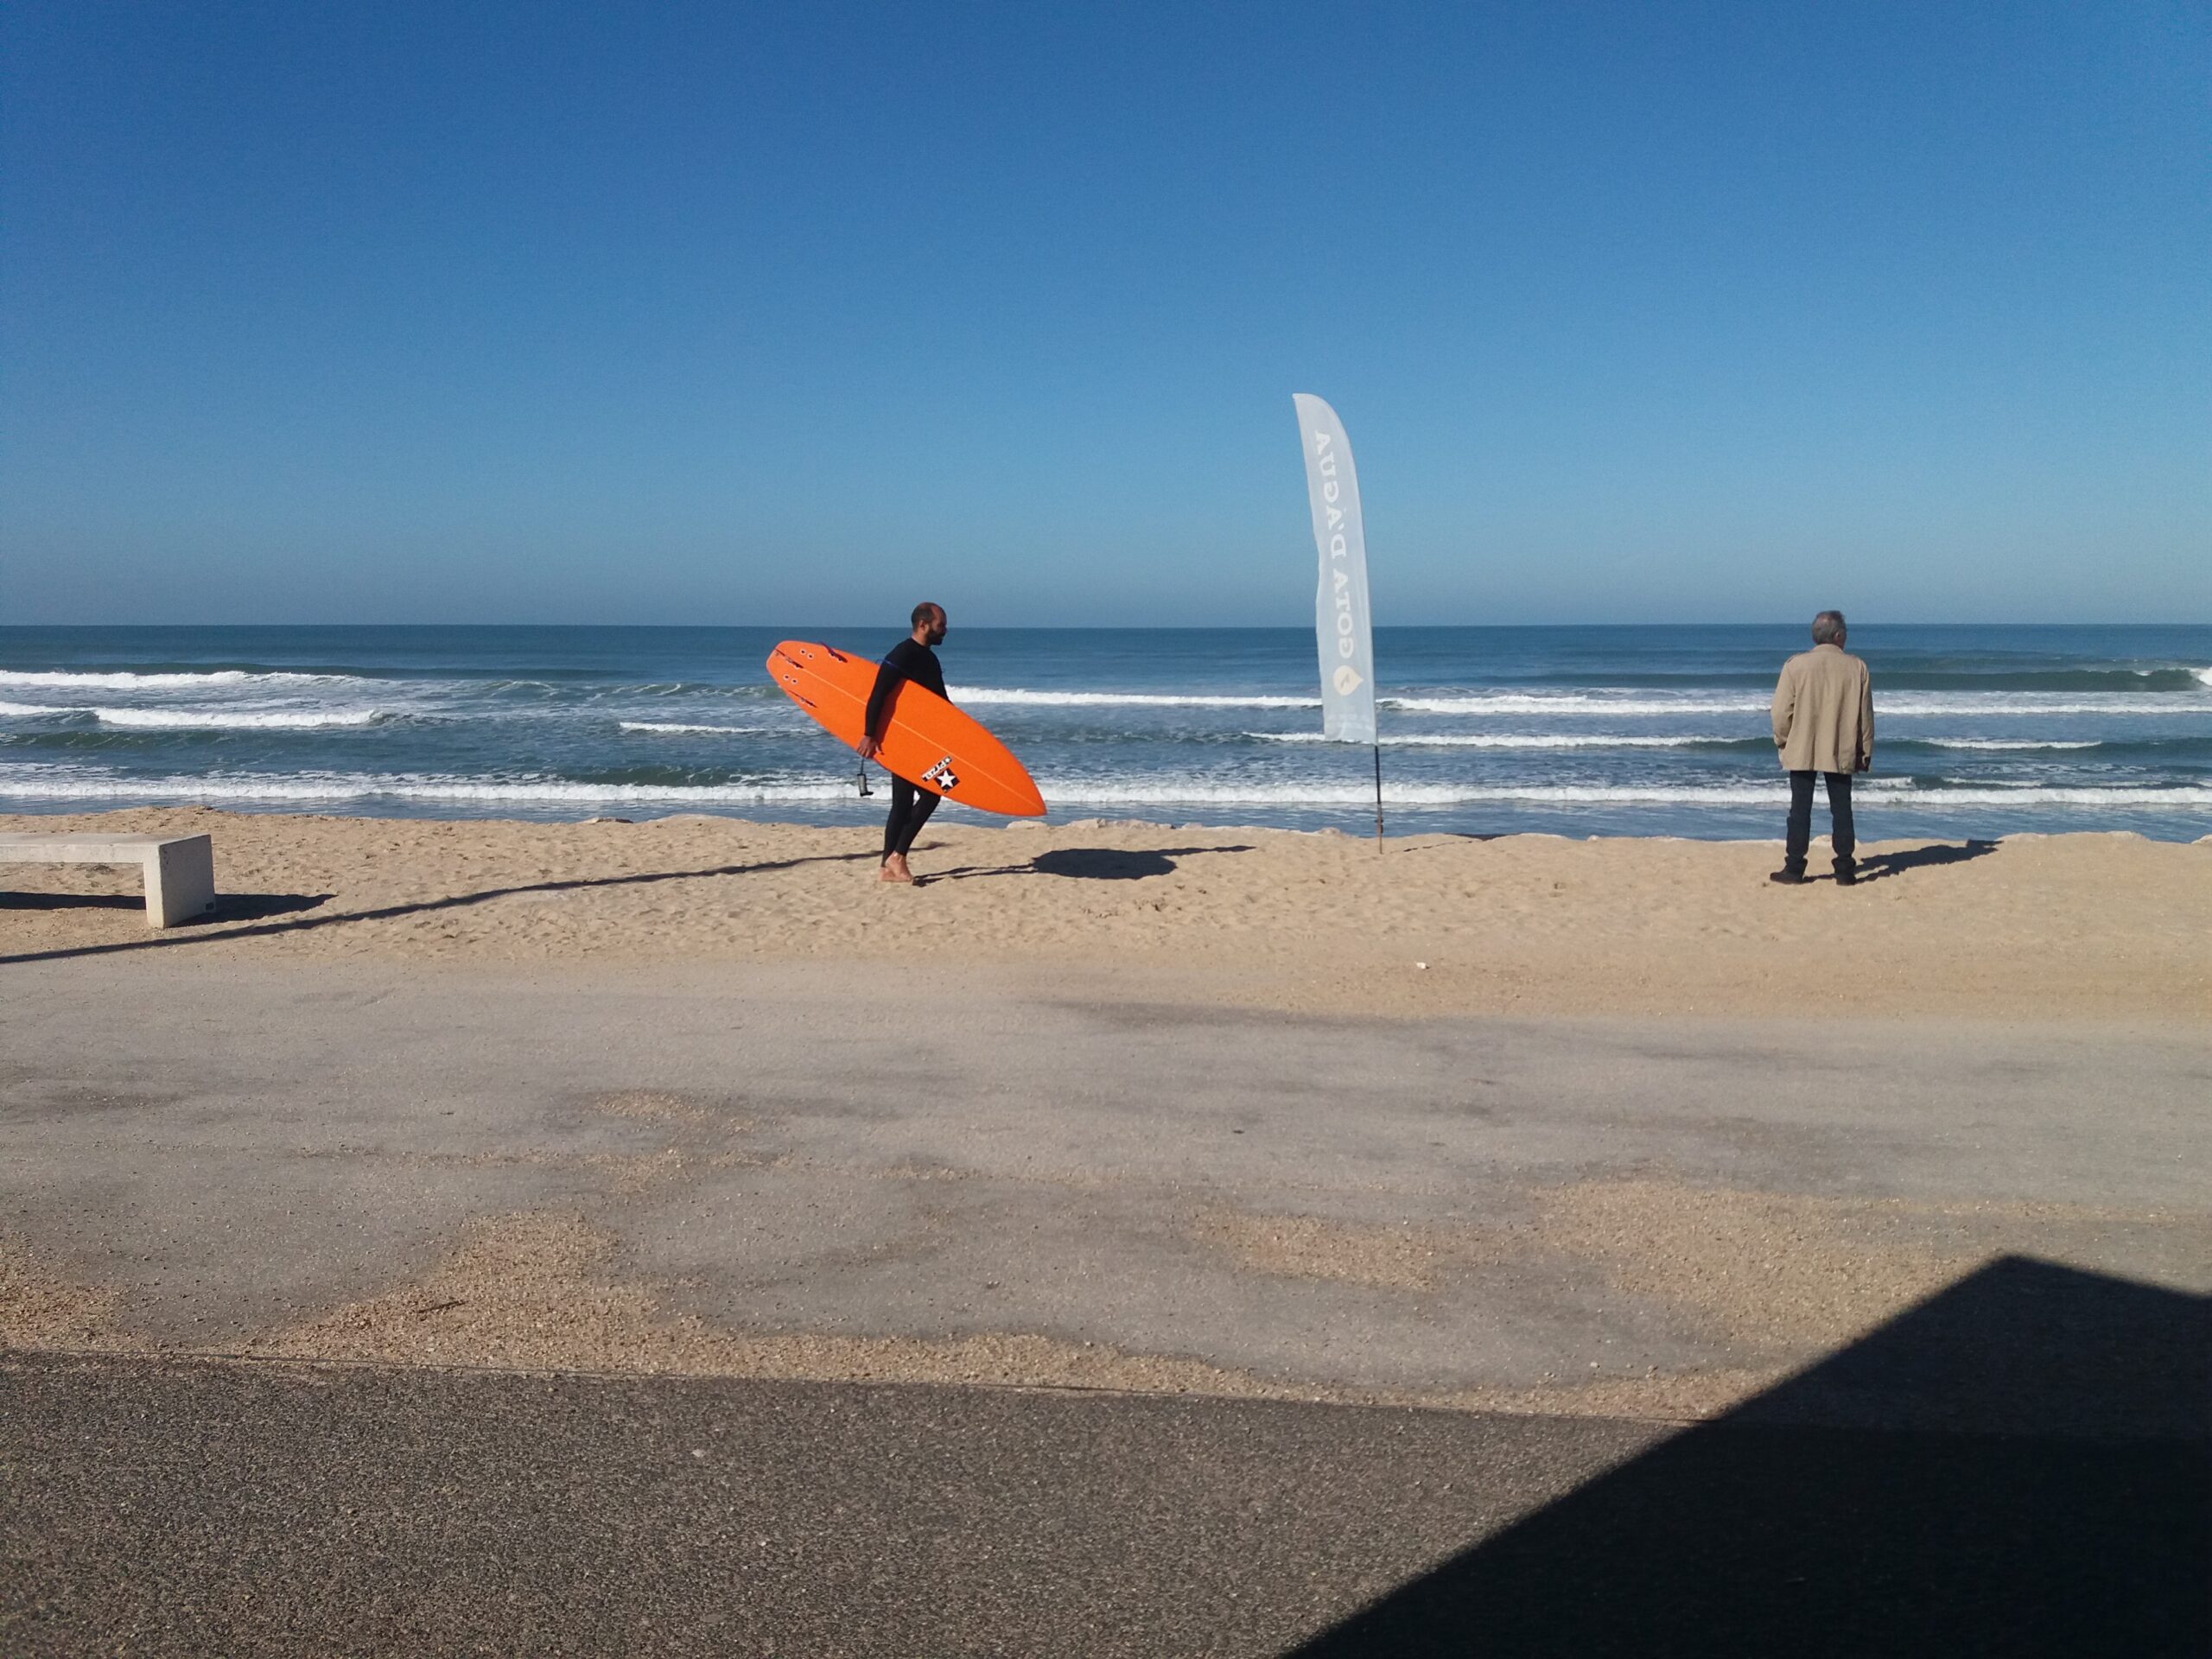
left=1, top=625, right=2207, bottom=842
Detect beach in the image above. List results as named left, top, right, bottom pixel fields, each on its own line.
left=3, top=807, right=2206, bottom=1020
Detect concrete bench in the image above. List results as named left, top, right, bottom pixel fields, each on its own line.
left=0, top=833, right=217, bottom=928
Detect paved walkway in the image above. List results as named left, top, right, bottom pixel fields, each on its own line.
left=3, top=959, right=2208, bottom=1403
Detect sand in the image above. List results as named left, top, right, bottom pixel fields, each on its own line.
left=3, top=808, right=2207, bottom=1022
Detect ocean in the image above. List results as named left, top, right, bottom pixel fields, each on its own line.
left=2, top=624, right=2208, bottom=842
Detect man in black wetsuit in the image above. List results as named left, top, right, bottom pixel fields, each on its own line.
left=857, top=601, right=949, bottom=884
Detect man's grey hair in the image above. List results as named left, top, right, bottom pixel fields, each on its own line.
left=1812, top=610, right=1847, bottom=645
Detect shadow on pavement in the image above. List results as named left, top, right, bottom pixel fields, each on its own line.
left=1292, top=1256, right=2210, bottom=1657
left=1, top=1257, right=2200, bottom=1653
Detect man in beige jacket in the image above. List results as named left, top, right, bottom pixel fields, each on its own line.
left=1770, top=610, right=1873, bottom=886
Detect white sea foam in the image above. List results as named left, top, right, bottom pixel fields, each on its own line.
left=963, top=690, right=1771, bottom=716
left=0, top=669, right=359, bottom=691
left=1878, top=696, right=2209, bottom=717
left=620, top=721, right=776, bottom=735
left=1046, top=781, right=1793, bottom=805
left=1036, top=780, right=2212, bottom=808
left=92, top=707, right=385, bottom=730
left=0, top=770, right=857, bottom=805
left=1382, top=694, right=1770, bottom=716
left=949, top=686, right=2209, bottom=718
left=1385, top=692, right=2210, bottom=717
left=2, top=698, right=387, bottom=728
left=952, top=687, right=1318, bottom=709
left=3, top=771, right=2202, bottom=811
left=2196, top=666, right=2212, bottom=688
left=1918, top=739, right=2101, bottom=751
left=1846, top=786, right=2212, bottom=807
left=1250, top=732, right=1734, bottom=749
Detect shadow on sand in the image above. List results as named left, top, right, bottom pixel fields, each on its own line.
left=1291, top=1255, right=2209, bottom=1656
left=1, top=890, right=329, bottom=925
left=0, top=852, right=878, bottom=968
left=1854, top=839, right=2003, bottom=883
left=918, top=844, right=1256, bottom=885
left=0, top=892, right=148, bottom=914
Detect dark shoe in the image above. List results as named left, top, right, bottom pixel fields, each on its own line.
left=1769, top=868, right=1806, bottom=886
left=1834, top=865, right=1858, bottom=887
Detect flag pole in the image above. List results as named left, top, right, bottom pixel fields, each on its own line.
left=1372, top=741, right=1383, bottom=845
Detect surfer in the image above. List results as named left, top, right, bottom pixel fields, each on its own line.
left=859, top=602, right=950, bottom=883
left=1770, top=610, right=1873, bottom=886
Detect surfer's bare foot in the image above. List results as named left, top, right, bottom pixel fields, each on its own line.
left=880, top=856, right=914, bottom=884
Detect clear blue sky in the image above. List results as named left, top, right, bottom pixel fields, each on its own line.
left=3, top=1, right=2205, bottom=626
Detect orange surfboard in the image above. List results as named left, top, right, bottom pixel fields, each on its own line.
left=766, top=640, right=1046, bottom=818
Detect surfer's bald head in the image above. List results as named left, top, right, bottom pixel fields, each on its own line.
left=912, top=602, right=944, bottom=631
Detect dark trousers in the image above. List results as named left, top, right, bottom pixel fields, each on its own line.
left=1785, top=771, right=1856, bottom=872
left=881, top=776, right=940, bottom=862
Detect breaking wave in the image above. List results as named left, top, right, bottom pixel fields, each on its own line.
left=949, top=687, right=2209, bottom=718
left=0, top=770, right=857, bottom=806
left=620, top=721, right=777, bottom=735
left=92, top=707, right=385, bottom=730
left=0, top=700, right=387, bottom=729
left=3, top=770, right=2204, bottom=813
left=0, top=669, right=361, bottom=691
left=1385, top=694, right=1769, bottom=715
left=1916, top=739, right=2101, bottom=751
left=952, top=687, right=1318, bottom=709
left=1249, top=732, right=1739, bottom=749
left=1385, top=692, right=2210, bottom=717
left=1034, top=780, right=2212, bottom=809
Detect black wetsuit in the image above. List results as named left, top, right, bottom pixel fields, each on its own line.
left=867, top=637, right=947, bottom=862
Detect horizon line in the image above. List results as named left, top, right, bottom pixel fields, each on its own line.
left=3, top=620, right=2208, bottom=634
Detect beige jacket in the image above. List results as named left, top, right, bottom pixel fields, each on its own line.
left=1772, top=643, right=1873, bottom=773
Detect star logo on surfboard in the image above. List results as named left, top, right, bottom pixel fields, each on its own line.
left=1333, top=665, right=1364, bottom=696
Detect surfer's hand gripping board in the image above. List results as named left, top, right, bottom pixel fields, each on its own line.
left=766, top=640, right=1046, bottom=818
